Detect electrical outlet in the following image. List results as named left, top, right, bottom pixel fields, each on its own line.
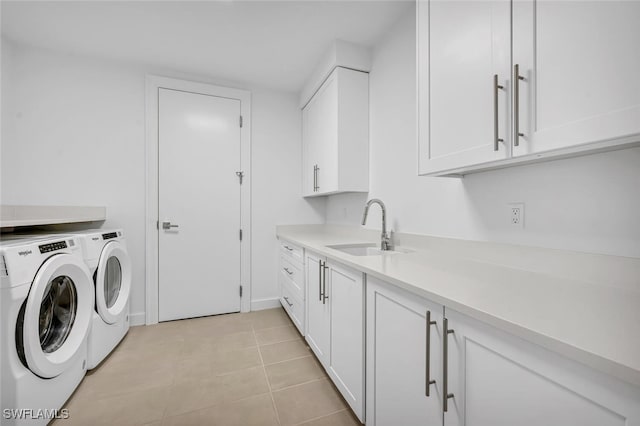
left=509, top=203, right=525, bottom=228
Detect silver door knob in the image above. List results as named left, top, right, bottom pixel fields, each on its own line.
left=162, top=221, right=179, bottom=230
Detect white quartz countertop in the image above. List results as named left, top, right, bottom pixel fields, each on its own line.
left=0, top=205, right=106, bottom=228
left=276, top=225, right=640, bottom=388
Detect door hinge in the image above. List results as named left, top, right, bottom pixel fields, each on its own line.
left=239, top=229, right=243, bottom=241
left=240, top=285, right=243, bottom=297
left=239, top=115, right=243, bottom=128
left=236, top=171, right=244, bottom=184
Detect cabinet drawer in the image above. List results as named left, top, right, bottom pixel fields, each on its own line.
left=280, top=240, right=303, bottom=264
left=279, top=267, right=303, bottom=303
left=280, top=256, right=303, bottom=298
left=281, top=283, right=304, bottom=336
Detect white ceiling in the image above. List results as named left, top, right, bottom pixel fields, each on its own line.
left=1, top=0, right=414, bottom=92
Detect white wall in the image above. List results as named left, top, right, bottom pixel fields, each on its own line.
left=250, top=88, right=325, bottom=306
left=1, top=38, right=325, bottom=321
left=326, top=10, right=640, bottom=259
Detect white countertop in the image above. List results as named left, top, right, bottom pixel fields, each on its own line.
left=276, top=224, right=640, bottom=388
left=0, top=205, right=106, bottom=228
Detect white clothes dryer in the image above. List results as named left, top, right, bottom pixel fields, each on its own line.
left=68, top=229, right=131, bottom=369
left=0, top=235, right=93, bottom=425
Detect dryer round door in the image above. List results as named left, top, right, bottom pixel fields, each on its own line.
left=95, top=240, right=131, bottom=324
left=22, top=253, right=93, bottom=378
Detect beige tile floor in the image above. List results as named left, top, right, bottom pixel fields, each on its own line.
left=53, top=308, right=361, bottom=426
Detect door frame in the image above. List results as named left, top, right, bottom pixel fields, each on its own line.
left=144, top=75, right=252, bottom=324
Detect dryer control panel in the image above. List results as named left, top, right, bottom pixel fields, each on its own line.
left=39, top=241, right=68, bottom=254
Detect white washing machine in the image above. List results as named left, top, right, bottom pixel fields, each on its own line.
left=0, top=235, right=93, bottom=425
left=69, top=229, right=131, bottom=369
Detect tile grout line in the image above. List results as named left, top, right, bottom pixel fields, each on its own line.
left=270, top=376, right=329, bottom=393
left=263, top=353, right=314, bottom=368
left=252, top=322, right=283, bottom=426
left=292, top=408, right=349, bottom=426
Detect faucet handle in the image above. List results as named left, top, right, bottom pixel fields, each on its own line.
left=381, top=232, right=393, bottom=251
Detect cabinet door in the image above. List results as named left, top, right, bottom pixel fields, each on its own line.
left=512, top=1, right=640, bottom=157
left=305, top=252, right=331, bottom=366
left=302, top=104, right=318, bottom=197
left=418, top=0, right=511, bottom=174
left=314, top=72, right=339, bottom=195
left=327, top=261, right=365, bottom=422
left=443, top=308, right=640, bottom=426
left=366, top=276, right=444, bottom=426
left=302, top=71, right=339, bottom=196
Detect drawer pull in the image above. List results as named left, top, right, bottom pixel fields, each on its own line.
left=283, top=267, right=293, bottom=275
left=283, top=245, right=294, bottom=251
left=283, top=296, right=293, bottom=307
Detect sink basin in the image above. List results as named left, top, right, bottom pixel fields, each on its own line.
left=326, top=243, right=413, bottom=257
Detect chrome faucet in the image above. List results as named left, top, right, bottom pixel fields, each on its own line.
left=361, top=199, right=392, bottom=251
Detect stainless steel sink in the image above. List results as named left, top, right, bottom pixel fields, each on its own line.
left=326, top=243, right=413, bottom=257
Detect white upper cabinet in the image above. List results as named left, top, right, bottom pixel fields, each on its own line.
left=512, top=0, right=640, bottom=157
left=419, top=0, right=640, bottom=176
left=302, top=67, right=369, bottom=197
left=418, top=0, right=512, bottom=174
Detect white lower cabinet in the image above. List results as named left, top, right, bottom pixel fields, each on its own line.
left=305, top=251, right=331, bottom=366
left=279, top=239, right=305, bottom=335
left=326, top=261, right=365, bottom=422
left=443, top=308, right=640, bottom=426
left=366, top=276, right=444, bottom=426
left=305, top=250, right=365, bottom=422
left=367, top=277, right=640, bottom=426
left=280, top=275, right=304, bottom=334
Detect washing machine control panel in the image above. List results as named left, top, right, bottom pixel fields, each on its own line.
left=102, top=232, right=118, bottom=240
left=39, top=240, right=68, bottom=254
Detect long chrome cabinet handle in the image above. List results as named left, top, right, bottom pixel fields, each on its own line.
left=283, top=296, right=293, bottom=307
left=425, top=310, right=437, bottom=396
left=313, top=165, right=317, bottom=192
left=283, top=245, right=293, bottom=251
left=493, top=74, right=505, bottom=151
left=283, top=267, right=293, bottom=275
left=443, top=317, right=455, bottom=412
left=322, top=263, right=329, bottom=304
left=513, top=64, right=525, bottom=146
left=315, top=165, right=320, bottom=192
left=318, top=260, right=323, bottom=301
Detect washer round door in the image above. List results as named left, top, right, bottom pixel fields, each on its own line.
left=22, top=253, right=93, bottom=378
left=95, top=240, right=131, bottom=324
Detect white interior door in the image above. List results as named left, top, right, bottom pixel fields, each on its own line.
left=158, top=88, right=241, bottom=322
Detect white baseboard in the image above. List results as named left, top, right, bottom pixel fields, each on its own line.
left=128, top=299, right=280, bottom=326
left=251, top=297, right=282, bottom=311
left=129, top=312, right=146, bottom=326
